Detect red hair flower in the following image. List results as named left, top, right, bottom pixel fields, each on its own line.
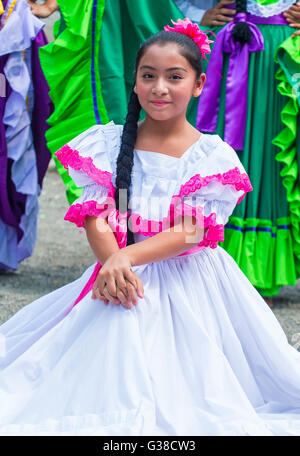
left=164, top=18, right=214, bottom=59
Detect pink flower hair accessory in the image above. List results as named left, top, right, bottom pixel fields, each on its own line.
left=164, top=18, right=214, bottom=59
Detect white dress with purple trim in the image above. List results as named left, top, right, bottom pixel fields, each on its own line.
left=1, top=121, right=300, bottom=436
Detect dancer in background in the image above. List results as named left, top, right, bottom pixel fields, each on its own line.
left=0, top=0, right=51, bottom=271
left=194, top=0, right=300, bottom=304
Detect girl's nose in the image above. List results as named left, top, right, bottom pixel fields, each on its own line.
left=152, top=81, right=168, bottom=96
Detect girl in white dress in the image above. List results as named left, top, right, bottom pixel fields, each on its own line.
left=1, top=18, right=300, bottom=436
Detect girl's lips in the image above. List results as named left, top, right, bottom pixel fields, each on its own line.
left=150, top=101, right=171, bottom=106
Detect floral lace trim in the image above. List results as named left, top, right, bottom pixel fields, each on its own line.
left=54, top=145, right=115, bottom=197
left=177, top=167, right=253, bottom=205
left=247, top=0, right=295, bottom=18
left=64, top=200, right=105, bottom=228
left=65, top=200, right=224, bottom=249
left=64, top=200, right=128, bottom=247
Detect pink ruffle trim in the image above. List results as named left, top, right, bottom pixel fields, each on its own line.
left=64, top=200, right=107, bottom=228
left=176, top=205, right=224, bottom=249
left=55, top=145, right=115, bottom=197
left=178, top=167, right=253, bottom=204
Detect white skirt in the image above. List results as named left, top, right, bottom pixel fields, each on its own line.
left=1, top=246, right=300, bottom=436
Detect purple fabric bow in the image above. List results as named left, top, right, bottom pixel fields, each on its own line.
left=196, top=13, right=264, bottom=150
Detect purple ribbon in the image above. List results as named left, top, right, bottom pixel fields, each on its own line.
left=196, top=13, right=266, bottom=150
left=247, top=13, right=288, bottom=25
left=31, top=29, right=52, bottom=188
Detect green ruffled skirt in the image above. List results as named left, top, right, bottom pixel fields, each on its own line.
left=202, top=24, right=300, bottom=296
left=40, top=0, right=300, bottom=296
left=39, top=0, right=109, bottom=204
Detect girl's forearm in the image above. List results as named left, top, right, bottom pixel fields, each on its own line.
left=42, top=0, right=59, bottom=13
left=85, top=215, right=206, bottom=267
left=122, top=219, right=206, bottom=266
left=85, top=216, right=120, bottom=264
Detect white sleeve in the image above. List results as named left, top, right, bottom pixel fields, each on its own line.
left=181, top=180, right=244, bottom=227
left=178, top=180, right=247, bottom=249
left=63, top=183, right=113, bottom=229
left=54, top=121, right=121, bottom=228
left=54, top=121, right=120, bottom=187
left=177, top=135, right=252, bottom=248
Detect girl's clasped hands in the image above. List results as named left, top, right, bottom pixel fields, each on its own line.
left=92, top=252, right=144, bottom=309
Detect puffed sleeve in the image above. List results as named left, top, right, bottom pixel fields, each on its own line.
left=177, top=135, right=253, bottom=249
left=54, top=121, right=122, bottom=228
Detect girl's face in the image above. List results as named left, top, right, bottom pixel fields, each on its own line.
left=134, top=42, right=206, bottom=122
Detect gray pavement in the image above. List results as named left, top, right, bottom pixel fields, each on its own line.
left=43, top=10, right=60, bottom=41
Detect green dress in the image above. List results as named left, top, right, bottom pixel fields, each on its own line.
left=39, top=0, right=300, bottom=296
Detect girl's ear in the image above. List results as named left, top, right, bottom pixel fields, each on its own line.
left=193, top=73, right=206, bottom=98
left=133, top=84, right=137, bottom=94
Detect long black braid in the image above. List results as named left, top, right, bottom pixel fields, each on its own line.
left=232, top=0, right=251, bottom=45
left=115, top=89, right=141, bottom=246
left=114, top=31, right=203, bottom=246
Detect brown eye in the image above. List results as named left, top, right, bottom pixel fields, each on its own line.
left=142, top=73, right=153, bottom=79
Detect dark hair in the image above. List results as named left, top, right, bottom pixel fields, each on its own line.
left=232, top=0, right=251, bottom=45
left=115, top=31, right=204, bottom=245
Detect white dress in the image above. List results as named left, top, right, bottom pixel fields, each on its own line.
left=1, top=121, right=300, bottom=436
